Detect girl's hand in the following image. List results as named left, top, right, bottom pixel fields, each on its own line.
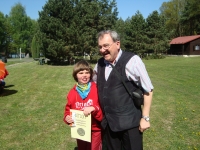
left=65, top=115, right=74, bottom=124
left=83, top=106, right=95, bottom=117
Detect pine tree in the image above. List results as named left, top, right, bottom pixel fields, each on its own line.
left=38, top=0, right=75, bottom=63
left=114, top=18, right=126, bottom=50
left=123, top=11, right=147, bottom=56
left=38, top=0, right=118, bottom=63
left=146, top=11, right=169, bottom=55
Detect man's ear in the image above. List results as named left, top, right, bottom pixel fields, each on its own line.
left=116, top=41, right=120, bottom=49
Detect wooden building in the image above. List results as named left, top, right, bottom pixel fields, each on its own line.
left=168, top=35, right=200, bottom=55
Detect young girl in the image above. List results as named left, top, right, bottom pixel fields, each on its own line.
left=63, top=60, right=103, bottom=150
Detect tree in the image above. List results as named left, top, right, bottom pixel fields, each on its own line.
left=0, top=13, right=13, bottom=56
left=38, top=0, right=75, bottom=63
left=8, top=3, right=35, bottom=55
left=38, top=0, right=118, bottom=63
left=0, top=12, right=7, bottom=54
left=180, top=0, right=200, bottom=35
left=31, top=21, right=44, bottom=59
left=123, top=11, right=147, bottom=56
left=146, top=11, right=169, bottom=55
left=160, top=0, right=187, bottom=37
left=72, top=0, right=118, bottom=59
left=114, top=18, right=126, bottom=50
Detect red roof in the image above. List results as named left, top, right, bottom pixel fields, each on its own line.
left=170, top=35, right=200, bottom=44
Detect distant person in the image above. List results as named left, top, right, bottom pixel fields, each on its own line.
left=63, top=60, right=103, bottom=150
left=93, top=30, right=154, bottom=150
left=0, top=60, right=9, bottom=89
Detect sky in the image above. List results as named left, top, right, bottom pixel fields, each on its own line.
left=0, top=0, right=169, bottom=20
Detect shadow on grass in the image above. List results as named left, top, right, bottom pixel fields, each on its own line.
left=4, top=84, right=15, bottom=88
left=0, top=85, right=18, bottom=97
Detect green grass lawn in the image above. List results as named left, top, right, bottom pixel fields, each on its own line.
left=0, top=57, right=199, bottom=150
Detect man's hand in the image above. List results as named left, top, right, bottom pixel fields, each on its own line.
left=139, top=118, right=150, bottom=132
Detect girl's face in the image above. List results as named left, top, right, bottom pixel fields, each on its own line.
left=77, top=70, right=91, bottom=85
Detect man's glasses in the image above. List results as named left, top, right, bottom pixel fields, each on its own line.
left=98, top=42, right=114, bottom=50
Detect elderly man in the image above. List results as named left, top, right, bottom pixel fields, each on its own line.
left=93, top=30, right=153, bottom=150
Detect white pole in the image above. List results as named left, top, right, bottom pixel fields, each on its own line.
left=20, top=48, right=21, bottom=60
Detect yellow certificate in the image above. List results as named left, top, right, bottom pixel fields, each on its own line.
left=70, top=109, right=91, bottom=142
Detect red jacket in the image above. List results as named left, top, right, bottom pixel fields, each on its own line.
left=0, top=60, right=9, bottom=79
left=64, top=82, right=102, bottom=131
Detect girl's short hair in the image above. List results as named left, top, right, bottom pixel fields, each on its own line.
left=72, top=60, right=93, bottom=82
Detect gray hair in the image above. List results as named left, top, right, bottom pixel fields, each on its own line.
left=97, top=30, right=120, bottom=42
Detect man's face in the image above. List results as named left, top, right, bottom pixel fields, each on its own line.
left=98, top=34, right=120, bottom=63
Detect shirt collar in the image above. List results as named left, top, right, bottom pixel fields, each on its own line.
left=104, top=49, right=122, bottom=66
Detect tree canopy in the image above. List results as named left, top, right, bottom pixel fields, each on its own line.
left=1, top=0, right=199, bottom=61
left=123, top=11, right=147, bottom=55
left=37, top=0, right=118, bottom=63
left=0, top=12, right=8, bottom=53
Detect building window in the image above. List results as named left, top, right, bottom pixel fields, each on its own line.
left=194, top=45, right=200, bottom=50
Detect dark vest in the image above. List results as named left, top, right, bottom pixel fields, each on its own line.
left=97, top=51, right=142, bottom=132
